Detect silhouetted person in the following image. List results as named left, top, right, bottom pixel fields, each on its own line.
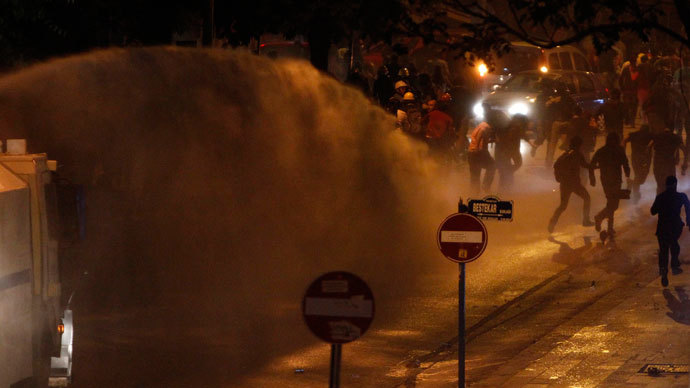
left=346, top=64, right=370, bottom=95
left=635, top=54, right=653, bottom=124
left=624, top=124, right=654, bottom=202
left=619, top=54, right=638, bottom=126
left=596, top=88, right=625, bottom=139
left=567, top=108, right=597, bottom=163
left=496, top=114, right=531, bottom=191
left=591, top=132, right=631, bottom=239
left=543, top=85, right=577, bottom=167
left=372, top=65, right=393, bottom=106
left=651, top=176, right=690, bottom=287
left=548, top=136, right=595, bottom=233
left=651, top=127, right=684, bottom=193
left=645, top=73, right=677, bottom=134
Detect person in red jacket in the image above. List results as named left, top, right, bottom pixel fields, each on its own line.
left=423, top=93, right=455, bottom=163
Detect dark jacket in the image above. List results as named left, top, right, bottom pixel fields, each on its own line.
left=627, top=129, right=653, bottom=163
left=653, top=130, right=683, bottom=166
left=554, top=149, right=590, bottom=186
left=651, top=189, right=690, bottom=237
left=591, top=144, right=630, bottom=190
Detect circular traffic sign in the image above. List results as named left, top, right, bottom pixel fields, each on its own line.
left=437, top=213, right=488, bottom=263
left=302, top=271, right=375, bottom=344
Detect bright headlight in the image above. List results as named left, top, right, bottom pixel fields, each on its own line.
left=473, top=102, right=484, bottom=118
left=508, top=102, right=529, bottom=116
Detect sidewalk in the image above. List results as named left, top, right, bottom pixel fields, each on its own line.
left=416, top=259, right=690, bottom=387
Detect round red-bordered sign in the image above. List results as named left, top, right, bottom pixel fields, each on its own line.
left=302, top=271, right=375, bottom=344
left=437, top=213, right=488, bottom=263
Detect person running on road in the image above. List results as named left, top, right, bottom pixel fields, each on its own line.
left=548, top=136, right=596, bottom=233
left=495, top=114, right=532, bottom=191
left=468, top=115, right=497, bottom=192
left=651, top=176, right=690, bottom=287
left=596, top=88, right=625, bottom=140
left=634, top=54, right=653, bottom=124
left=651, top=127, right=685, bottom=194
left=543, top=86, right=576, bottom=168
left=619, top=54, right=638, bottom=126
left=591, top=132, right=631, bottom=239
left=624, top=124, right=654, bottom=203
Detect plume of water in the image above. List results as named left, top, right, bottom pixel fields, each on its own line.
left=0, top=47, right=458, bottom=384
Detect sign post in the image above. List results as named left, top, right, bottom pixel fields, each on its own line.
left=329, top=344, right=342, bottom=387
left=302, top=271, right=375, bottom=388
left=437, top=212, right=488, bottom=387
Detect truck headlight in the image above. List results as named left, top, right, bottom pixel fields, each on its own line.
left=473, top=102, right=484, bottom=119
left=508, top=102, right=529, bottom=116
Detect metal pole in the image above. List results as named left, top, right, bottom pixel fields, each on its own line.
left=210, top=0, right=215, bottom=45
left=459, top=262, right=466, bottom=388
left=329, top=344, right=342, bottom=388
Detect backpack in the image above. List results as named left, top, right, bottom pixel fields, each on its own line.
left=553, top=151, right=573, bottom=183
left=406, top=105, right=423, bottom=135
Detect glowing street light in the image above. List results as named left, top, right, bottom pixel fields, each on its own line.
left=477, top=63, right=488, bottom=77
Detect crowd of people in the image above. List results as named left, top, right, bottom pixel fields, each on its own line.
left=347, top=51, right=690, bottom=287
left=461, top=52, right=690, bottom=288
left=346, top=58, right=475, bottom=165
left=364, top=51, right=690, bottom=287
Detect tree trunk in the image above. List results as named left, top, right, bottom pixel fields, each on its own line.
left=674, top=0, right=690, bottom=48
left=202, top=0, right=214, bottom=47
left=307, top=12, right=332, bottom=72
left=308, top=31, right=330, bottom=72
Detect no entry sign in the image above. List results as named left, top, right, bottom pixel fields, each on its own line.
left=437, top=213, right=488, bottom=263
left=302, top=271, right=375, bottom=344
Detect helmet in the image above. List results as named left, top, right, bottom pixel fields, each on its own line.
left=398, top=67, right=410, bottom=77
left=394, top=80, right=408, bottom=90
left=403, top=92, right=415, bottom=101
left=439, top=93, right=452, bottom=102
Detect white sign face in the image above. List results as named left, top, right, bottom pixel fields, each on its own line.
left=304, top=296, right=374, bottom=318
left=441, top=231, right=483, bottom=243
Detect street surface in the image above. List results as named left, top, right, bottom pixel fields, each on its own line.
left=73, top=125, right=690, bottom=387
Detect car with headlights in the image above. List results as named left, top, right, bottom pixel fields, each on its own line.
left=472, top=70, right=608, bottom=124
left=476, top=42, right=593, bottom=90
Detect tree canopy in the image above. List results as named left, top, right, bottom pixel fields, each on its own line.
left=438, top=0, right=690, bottom=63
left=1, top=0, right=689, bottom=71
left=212, top=0, right=442, bottom=70
left=0, top=0, right=200, bottom=69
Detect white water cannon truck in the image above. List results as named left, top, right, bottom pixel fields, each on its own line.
left=0, top=139, right=74, bottom=387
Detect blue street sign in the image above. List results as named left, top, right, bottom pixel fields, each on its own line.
left=468, top=196, right=513, bottom=222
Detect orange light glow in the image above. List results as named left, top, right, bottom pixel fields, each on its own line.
left=477, top=63, right=488, bottom=77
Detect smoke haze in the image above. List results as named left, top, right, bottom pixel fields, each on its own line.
left=0, top=47, right=457, bottom=385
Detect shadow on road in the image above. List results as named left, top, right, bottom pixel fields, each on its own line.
left=594, top=242, right=642, bottom=275
left=663, top=287, right=690, bottom=325
left=548, top=236, right=593, bottom=267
